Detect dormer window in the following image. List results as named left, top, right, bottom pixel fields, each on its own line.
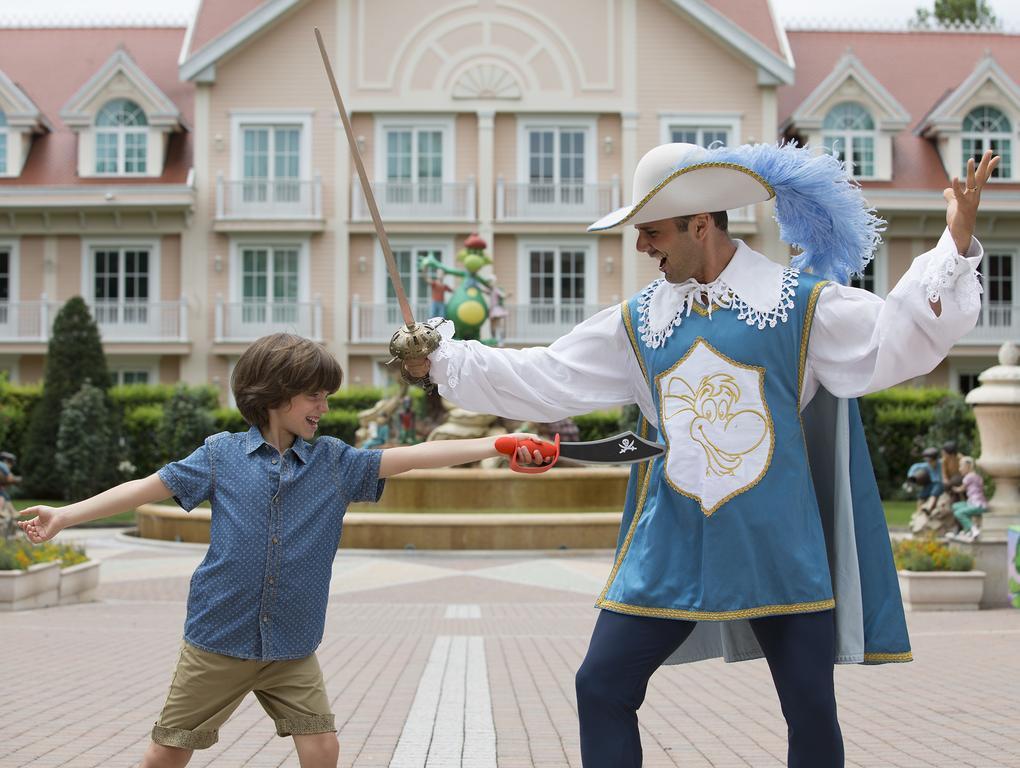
left=962, top=106, right=1011, bottom=179
left=822, top=102, right=876, bottom=178
left=0, top=111, right=7, bottom=174
left=95, top=98, right=148, bottom=175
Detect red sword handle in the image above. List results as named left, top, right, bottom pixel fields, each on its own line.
left=495, top=434, right=560, bottom=474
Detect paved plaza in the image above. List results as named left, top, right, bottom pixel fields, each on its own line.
left=2, top=529, right=1018, bottom=768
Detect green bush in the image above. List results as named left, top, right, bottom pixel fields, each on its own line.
left=159, top=385, right=216, bottom=462
left=212, top=408, right=249, bottom=434
left=328, top=387, right=384, bottom=412
left=56, top=382, right=119, bottom=501
left=574, top=411, right=624, bottom=442
left=859, top=387, right=978, bottom=499
left=315, top=411, right=360, bottom=443
left=111, top=382, right=219, bottom=411
left=122, top=405, right=165, bottom=477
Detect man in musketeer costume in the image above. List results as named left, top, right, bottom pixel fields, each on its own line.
left=403, top=141, right=999, bottom=767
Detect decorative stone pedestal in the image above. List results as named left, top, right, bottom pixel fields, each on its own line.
left=963, top=342, right=1020, bottom=607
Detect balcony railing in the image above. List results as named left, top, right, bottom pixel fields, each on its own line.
left=92, top=300, right=188, bottom=342
left=349, top=299, right=605, bottom=345
left=0, top=298, right=186, bottom=343
left=496, top=178, right=620, bottom=222
left=216, top=174, right=322, bottom=219
left=215, top=297, right=323, bottom=342
left=0, top=300, right=59, bottom=341
left=351, top=178, right=476, bottom=221
left=961, top=302, right=1019, bottom=344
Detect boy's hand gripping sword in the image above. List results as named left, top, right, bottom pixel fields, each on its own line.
left=314, top=28, right=441, bottom=381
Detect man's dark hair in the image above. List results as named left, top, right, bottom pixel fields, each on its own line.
left=674, top=211, right=728, bottom=233
left=231, top=333, right=342, bottom=427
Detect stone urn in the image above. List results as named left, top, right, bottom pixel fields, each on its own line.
left=965, top=341, right=1020, bottom=533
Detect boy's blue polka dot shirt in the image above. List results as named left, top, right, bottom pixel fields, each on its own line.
left=157, top=425, right=384, bottom=661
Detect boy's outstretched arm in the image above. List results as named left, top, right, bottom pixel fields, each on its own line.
left=378, top=434, right=549, bottom=478
left=17, top=473, right=172, bottom=543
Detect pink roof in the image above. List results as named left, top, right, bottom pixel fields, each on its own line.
left=781, top=29, right=1020, bottom=191
left=703, top=0, right=785, bottom=61
left=184, top=0, right=270, bottom=61
left=0, top=26, right=192, bottom=186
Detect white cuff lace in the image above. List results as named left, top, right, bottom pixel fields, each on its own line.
left=921, top=252, right=983, bottom=314
left=431, top=319, right=460, bottom=389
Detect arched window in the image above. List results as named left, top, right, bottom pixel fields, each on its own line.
left=0, top=111, right=7, bottom=175
left=95, top=98, right=148, bottom=174
left=822, top=102, right=876, bottom=178
left=962, top=106, right=1011, bottom=178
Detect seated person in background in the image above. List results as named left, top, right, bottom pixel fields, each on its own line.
left=949, top=456, right=987, bottom=542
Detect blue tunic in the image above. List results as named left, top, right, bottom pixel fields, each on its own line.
left=601, top=272, right=911, bottom=665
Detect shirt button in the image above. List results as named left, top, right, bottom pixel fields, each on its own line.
left=268, top=576, right=274, bottom=584
left=262, top=615, right=269, bottom=623
left=271, top=458, right=278, bottom=465
left=272, top=536, right=279, bottom=544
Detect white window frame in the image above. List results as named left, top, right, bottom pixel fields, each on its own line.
left=230, top=111, right=313, bottom=184
left=821, top=102, right=878, bottom=180
left=108, top=357, right=160, bottom=386
left=961, top=105, right=1013, bottom=182
left=93, top=99, right=149, bottom=177
left=374, top=115, right=455, bottom=183
left=0, top=111, right=8, bottom=176
left=80, top=238, right=161, bottom=311
left=229, top=237, right=311, bottom=305
left=0, top=238, right=19, bottom=305
left=517, top=238, right=599, bottom=306
left=516, top=116, right=597, bottom=185
left=659, top=113, right=742, bottom=148
left=373, top=237, right=455, bottom=307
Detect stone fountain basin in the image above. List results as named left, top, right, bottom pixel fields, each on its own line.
left=136, top=467, right=629, bottom=549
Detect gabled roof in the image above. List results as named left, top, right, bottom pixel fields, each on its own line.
left=60, top=48, right=184, bottom=130
left=671, top=0, right=794, bottom=85
left=781, top=29, right=1020, bottom=191
left=179, top=0, right=306, bottom=82
left=0, top=26, right=193, bottom=186
left=917, top=54, right=1020, bottom=136
left=0, top=69, right=51, bottom=132
left=786, top=51, right=910, bottom=132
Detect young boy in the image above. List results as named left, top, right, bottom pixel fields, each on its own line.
left=17, top=333, right=548, bottom=768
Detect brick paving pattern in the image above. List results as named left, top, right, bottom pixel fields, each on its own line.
left=1, top=532, right=1018, bottom=767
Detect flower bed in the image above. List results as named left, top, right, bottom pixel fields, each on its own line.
left=893, top=536, right=984, bottom=611
left=0, top=539, right=98, bottom=610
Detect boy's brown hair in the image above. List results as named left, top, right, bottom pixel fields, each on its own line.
left=232, top=333, right=342, bottom=427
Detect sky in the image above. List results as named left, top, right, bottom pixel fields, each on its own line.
left=0, top=0, right=1018, bottom=30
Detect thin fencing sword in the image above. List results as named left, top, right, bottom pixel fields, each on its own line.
left=314, top=27, right=416, bottom=333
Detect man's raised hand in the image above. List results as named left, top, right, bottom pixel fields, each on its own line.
left=945, top=149, right=1000, bottom=255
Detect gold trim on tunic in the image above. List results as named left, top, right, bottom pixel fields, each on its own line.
left=863, top=651, right=913, bottom=664
left=595, top=597, right=837, bottom=622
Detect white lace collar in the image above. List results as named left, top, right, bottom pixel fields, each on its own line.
left=637, top=241, right=799, bottom=350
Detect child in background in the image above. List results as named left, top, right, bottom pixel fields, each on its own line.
left=950, top=456, right=987, bottom=542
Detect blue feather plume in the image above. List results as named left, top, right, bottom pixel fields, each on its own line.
left=673, top=142, right=885, bottom=284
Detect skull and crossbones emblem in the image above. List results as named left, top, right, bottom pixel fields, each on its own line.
left=618, top=438, right=637, bottom=454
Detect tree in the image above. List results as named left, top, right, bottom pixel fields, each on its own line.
left=913, top=0, right=999, bottom=28
left=159, top=384, right=216, bottom=463
left=22, top=297, right=111, bottom=497
left=56, top=382, right=117, bottom=501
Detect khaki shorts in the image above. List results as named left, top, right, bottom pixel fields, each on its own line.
left=151, top=641, right=335, bottom=750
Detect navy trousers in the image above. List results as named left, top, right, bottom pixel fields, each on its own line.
left=575, top=609, right=844, bottom=767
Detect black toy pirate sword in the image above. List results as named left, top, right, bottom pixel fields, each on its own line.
left=495, top=432, right=664, bottom=474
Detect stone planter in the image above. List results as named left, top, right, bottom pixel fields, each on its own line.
left=898, top=570, right=986, bottom=611
left=0, top=561, right=61, bottom=611
left=58, top=560, right=101, bottom=605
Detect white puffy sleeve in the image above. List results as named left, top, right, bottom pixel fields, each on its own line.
left=427, top=304, right=658, bottom=427
left=802, top=227, right=983, bottom=404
